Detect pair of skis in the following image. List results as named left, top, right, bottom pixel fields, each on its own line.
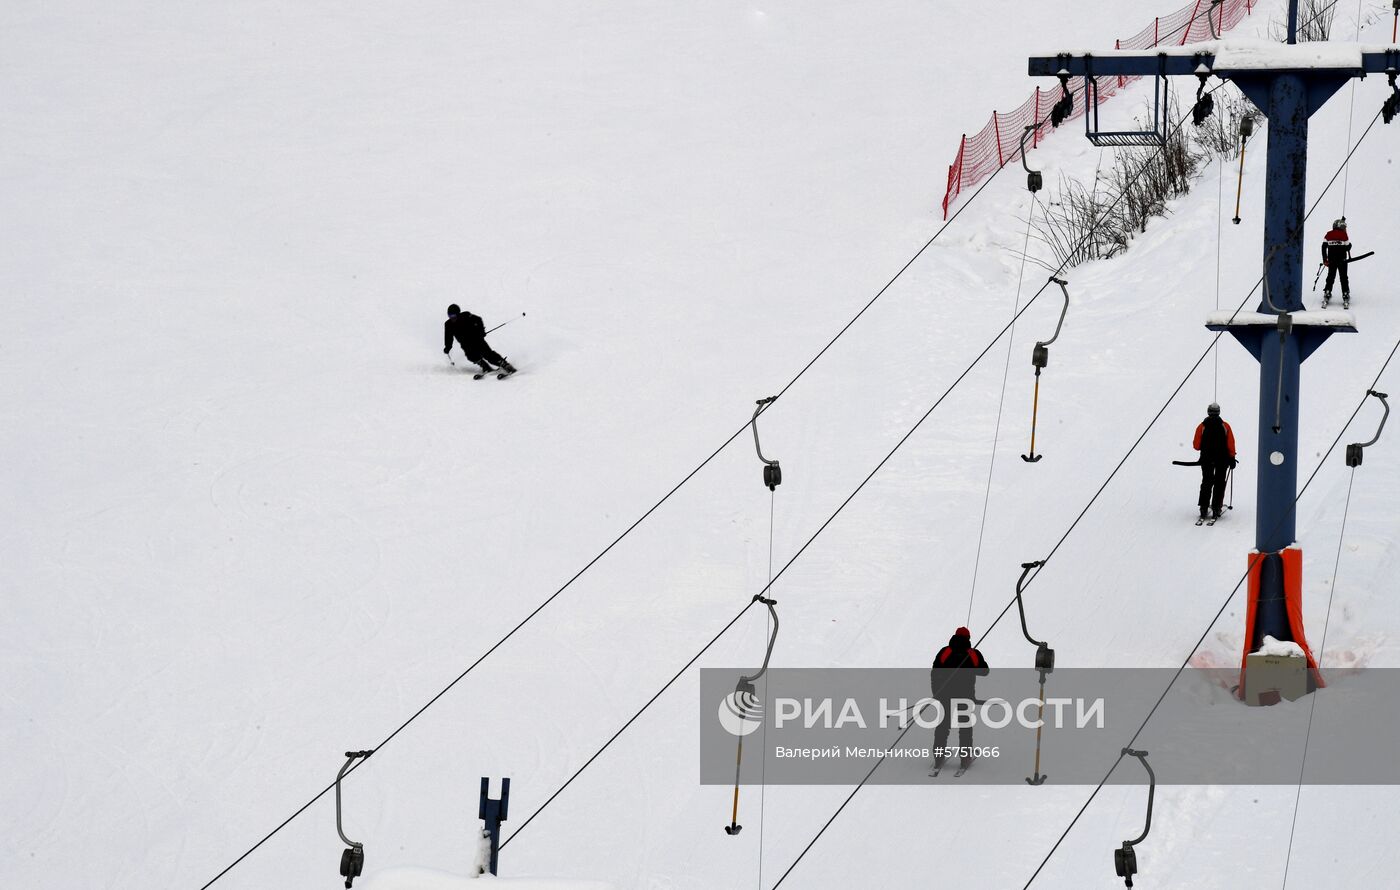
left=1196, top=513, right=1222, bottom=527
left=928, top=757, right=974, bottom=778
left=472, top=367, right=517, bottom=380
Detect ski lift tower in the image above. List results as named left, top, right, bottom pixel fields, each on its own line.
left=1029, top=3, right=1400, bottom=698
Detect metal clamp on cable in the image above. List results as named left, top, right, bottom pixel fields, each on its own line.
left=1020, top=124, right=1044, bottom=193
left=336, top=750, right=373, bottom=888
left=752, top=396, right=781, bottom=490
left=1346, top=390, right=1390, bottom=467
left=724, top=596, right=779, bottom=836
left=1114, top=748, right=1156, bottom=888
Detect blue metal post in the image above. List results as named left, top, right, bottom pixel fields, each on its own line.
left=1253, top=74, right=1309, bottom=554
left=479, top=777, right=510, bottom=876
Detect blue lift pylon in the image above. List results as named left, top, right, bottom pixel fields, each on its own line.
left=1029, top=4, right=1399, bottom=698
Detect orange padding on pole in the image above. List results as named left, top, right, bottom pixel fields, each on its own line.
left=1239, top=549, right=1325, bottom=692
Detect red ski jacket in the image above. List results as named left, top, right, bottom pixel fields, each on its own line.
left=1322, top=228, right=1351, bottom=265
left=1194, top=418, right=1236, bottom=462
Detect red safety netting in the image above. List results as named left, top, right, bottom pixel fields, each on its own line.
left=942, top=0, right=1256, bottom=218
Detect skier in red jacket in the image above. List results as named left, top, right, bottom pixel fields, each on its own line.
left=1321, top=219, right=1352, bottom=308
left=930, top=626, right=989, bottom=773
left=1193, top=403, right=1237, bottom=522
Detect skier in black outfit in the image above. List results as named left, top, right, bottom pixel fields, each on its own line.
left=1192, top=402, right=1237, bottom=521
left=1320, top=219, right=1352, bottom=308
left=930, top=626, right=989, bottom=772
left=444, top=304, right=516, bottom=376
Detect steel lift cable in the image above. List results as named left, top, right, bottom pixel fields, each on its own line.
left=1280, top=389, right=1388, bottom=889
left=193, top=79, right=1075, bottom=890
left=968, top=196, right=1040, bottom=625
left=977, top=106, right=1385, bottom=644
left=768, top=82, right=1240, bottom=888
left=769, top=97, right=1385, bottom=890
left=1018, top=345, right=1400, bottom=890
left=1340, top=0, right=1365, bottom=217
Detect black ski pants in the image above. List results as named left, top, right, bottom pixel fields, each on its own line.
left=458, top=337, right=506, bottom=368
left=1199, top=460, right=1229, bottom=513
left=1324, top=260, right=1349, bottom=296
left=932, top=697, right=974, bottom=754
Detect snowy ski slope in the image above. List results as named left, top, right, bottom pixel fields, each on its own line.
left=3, top=1, right=1398, bottom=887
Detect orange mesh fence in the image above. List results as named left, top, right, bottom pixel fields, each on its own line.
left=942, top=0, right=1256, bottom=218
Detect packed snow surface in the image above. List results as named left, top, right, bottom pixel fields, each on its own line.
left=4, top=0, right=1399, bottom=888
left=360, top=867, right=613, bottom=890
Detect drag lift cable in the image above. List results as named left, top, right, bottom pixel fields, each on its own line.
left=1022, top=276, right=1070, bottom=462
left=1283, top=390, right=1389, bottom=887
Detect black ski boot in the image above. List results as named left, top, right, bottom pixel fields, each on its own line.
left=1321, top=291, right=1332, bottom=309
left=473, top=362, right=497, bottom=380
left=1343, top=292, right=1351, bottom=310
left=496, top=359, right=518, bottom=379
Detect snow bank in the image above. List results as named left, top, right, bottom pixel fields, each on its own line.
left=359, top=866, right=614, bottom=890
left=1255, top=635, right=1306, bottom=658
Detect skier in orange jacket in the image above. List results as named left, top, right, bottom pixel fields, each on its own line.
left=1193, top=403, right=1237, bottom=521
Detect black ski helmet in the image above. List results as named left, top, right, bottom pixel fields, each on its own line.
left=1208, top=402, right=1221, bottom=416
left=447, top=303, right=460, bottom=317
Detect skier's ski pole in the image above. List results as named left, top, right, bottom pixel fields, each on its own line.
left=1312, top=262, right=1324, bottom=293
left=1228, top=463, right=1235, bottom=510
left=485, top=312, right=526, bottom=336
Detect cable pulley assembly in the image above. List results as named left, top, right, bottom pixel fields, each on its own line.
left=1050, top=65, right=1075, bottom=128
left=724, top=595, right=779, bottom=836
left=1346, top=390, right=1390, bottom=467
left=1191, top=61, right=1214, bottom=126
left=1113, top=748, right=1156, bottom=888
left=1232, top=114, right=1254, bottom=224
left=335, top=750, right=373, bottom=888
left=1014, top=561, right=1054, bottom=785
left=1022, top=276, right=1070, bottom=463
left=1020, top=125, right=1044, bottom=193
left=752, top=396, right=782, bottom=490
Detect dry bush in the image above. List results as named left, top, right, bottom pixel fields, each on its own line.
left=1269, top=0, right=1337, bottom=42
